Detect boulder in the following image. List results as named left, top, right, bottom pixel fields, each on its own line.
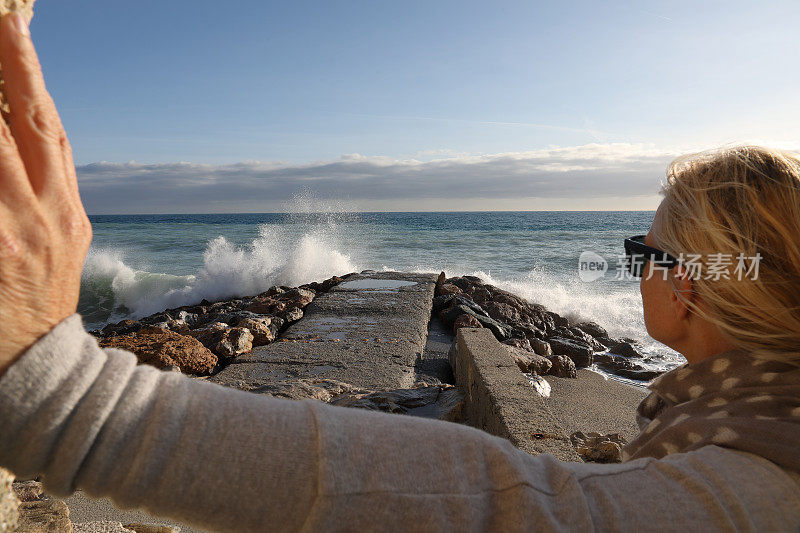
left=570, top=431, right=627, bottom=463
left=482, top=301, right=522, bottom=324
left=530, top=338, right=552, bottom=357
left=453, top=314, right=482, bottom=333
left=281, top=306, right=304, bottom=324
left=506, top=347, right=552, bottom=375
left=502, top=337, right=532, bottom=351
left=280, top=287, right=315, bottom=308
left=548, top=337, right=594, bottom=368
left=245, top=297, right=286, bottom=315
left=235, top=316, right=275, bottom=346
left=0, top=468, right=19, bottom=533
left=548, top=355, right=578, bottom=378
left=607, top=340, right=643, bottom=359
left=437, top=283, right=463, bottom=296
left=575, top=321, right=608, bottom=339
left=440, top=305, right=511, bottom=341
left=188, top=322, right=253, bottom=359
left=99, top=327, right=217, bottom=375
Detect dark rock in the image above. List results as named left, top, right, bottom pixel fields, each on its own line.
left=448, top=295, right=489, bottom=317
left=99, top=327, right=218, bottom=375
left=100, top=319, right=142, bottom=337
left=482, top=301, right=522, bottom=324
left=548, top=337, right=594, bottom=368
left=503, top=337, right=532, bottom=351
left=613, top=368, right=664, bottom=381
left=575, top=321, right=608, bottom=339
left=245, top=297, right=286, bottom=315
left=547, top=311, right=569, bottom=328
left=437, top=283, right=463, bottom=296
left=436, top=271, right=446, bottom=288
left=280, top=288, right=315, bottom=307
left=453, top=314, right=482, bottom=333
left=607, top=340, right=643, bottom=359
left=548, top=354, right=578, bottom=378
left=432, top=294, right=456, bottom=312
left=440, top=304, right=511, bottom=341
left=571, top=432, right=627, bottom=463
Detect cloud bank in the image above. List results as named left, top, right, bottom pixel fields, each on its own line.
left=77, top=143, right=679, bottom=214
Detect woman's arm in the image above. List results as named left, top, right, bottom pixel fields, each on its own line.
left=3, top=315, right=799, bottom=533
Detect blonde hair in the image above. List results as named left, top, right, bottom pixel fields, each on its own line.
left=657, top=145, right=800, bottom=362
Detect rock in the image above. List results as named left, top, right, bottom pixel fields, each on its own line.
left=124, top=523, right=180, bottom=533
left=100, top=319, right=142, bottom=337
left=506, top=346, right=552, bottom=375
left=613, top=368, right=664, bottom=381
left=16, top=499, right=72, bottom=532
left=513, top=322, right=546, bottom=340
left=530, top=338, right=552, bottom=357
left=73, top=521, right=135, bottom=532
left=280, top=287, right=315, bottom=308
left=548, top=337, right=594, bottom=368
left=0, top=468, right=19, bottom=533
left=436, top=388, right=465, bottom=422
left=482, top=301, right=523, bottom=324
left=12, top=480, right=42, bottom=502
left=99, top=328, right=217, bottom=375
left=575, top=321, right=608, bottom=339
left=607, top=340, right=643, bottom=358
left=547, top=311, right=569, bottom=328
left=235, top=316, right=275, bottom=346
left=432, top=294, right=456, bottom=312
left=548, top=355, right=578, bottom=378
left=245, top=297, right=285, bottom=315
left=502, top=337, right=532, bottom=351
left=440, top=303, right=511, bottom=341
left=528, top=374, right=551, bottom=397
left=281, top=306, right=304, bottom=324
left=437, top=283, right=462, bottom=296
left=188, top=322, right=253, bottom=359
left=453, top=314, right=482, bottom=333
left=570, top=432, right=627, bottom=463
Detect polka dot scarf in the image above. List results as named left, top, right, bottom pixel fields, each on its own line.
left=621, top=349, right=800, bottom=473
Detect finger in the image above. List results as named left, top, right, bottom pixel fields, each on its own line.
left=0, top=13, right=69, bottom=199
left=0, top=78, right=34, bottom=207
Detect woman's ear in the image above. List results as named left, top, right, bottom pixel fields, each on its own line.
left=670, top=264, right=694, bottom=320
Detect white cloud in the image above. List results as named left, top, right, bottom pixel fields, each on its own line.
left=77, top=143, right=680, bottom=214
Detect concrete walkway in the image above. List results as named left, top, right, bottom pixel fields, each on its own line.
left=212, top=271, right=438, bottom=391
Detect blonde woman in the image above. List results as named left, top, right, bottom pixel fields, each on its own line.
left=0, top=13, right=798, bottom=532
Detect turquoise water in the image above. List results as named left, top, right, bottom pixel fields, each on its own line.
left=81, top=209, right=683, bottom=371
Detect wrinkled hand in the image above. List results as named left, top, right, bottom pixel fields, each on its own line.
left=0, top=14, right=91, bottom=376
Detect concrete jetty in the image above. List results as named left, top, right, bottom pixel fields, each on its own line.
left=212, top=271, right=438, bottom=391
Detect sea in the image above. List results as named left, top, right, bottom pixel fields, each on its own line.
left=80, top=206, right=685, bottom=374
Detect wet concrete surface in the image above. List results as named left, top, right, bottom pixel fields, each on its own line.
left=211, top=271, right=438, bottom=391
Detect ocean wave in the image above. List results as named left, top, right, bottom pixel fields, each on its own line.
left=79, top=223, right=358, bottom=328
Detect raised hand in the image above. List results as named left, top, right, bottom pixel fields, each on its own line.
left=0, top=13, right=92, bottom=376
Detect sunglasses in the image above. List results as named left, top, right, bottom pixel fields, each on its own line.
left=623, top=235, right=681, bottom=278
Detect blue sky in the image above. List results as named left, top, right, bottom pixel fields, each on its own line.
left=31, top=0, right=800, bottom=212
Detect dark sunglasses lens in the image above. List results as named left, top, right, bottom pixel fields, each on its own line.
left=626, top=253, right=647, bottom=278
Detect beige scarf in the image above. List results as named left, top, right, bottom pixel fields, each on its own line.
left=622, top=348, right=800, bottom=474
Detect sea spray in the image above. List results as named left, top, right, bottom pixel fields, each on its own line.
left=80, top=221, right=359, bottom=327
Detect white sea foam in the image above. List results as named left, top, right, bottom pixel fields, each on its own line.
left=80, top=222, right=358, bottom=324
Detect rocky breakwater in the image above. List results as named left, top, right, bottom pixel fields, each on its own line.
left=91, top=276, right=344, bottom=376
left=435, top=274, right=664, bottom=383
